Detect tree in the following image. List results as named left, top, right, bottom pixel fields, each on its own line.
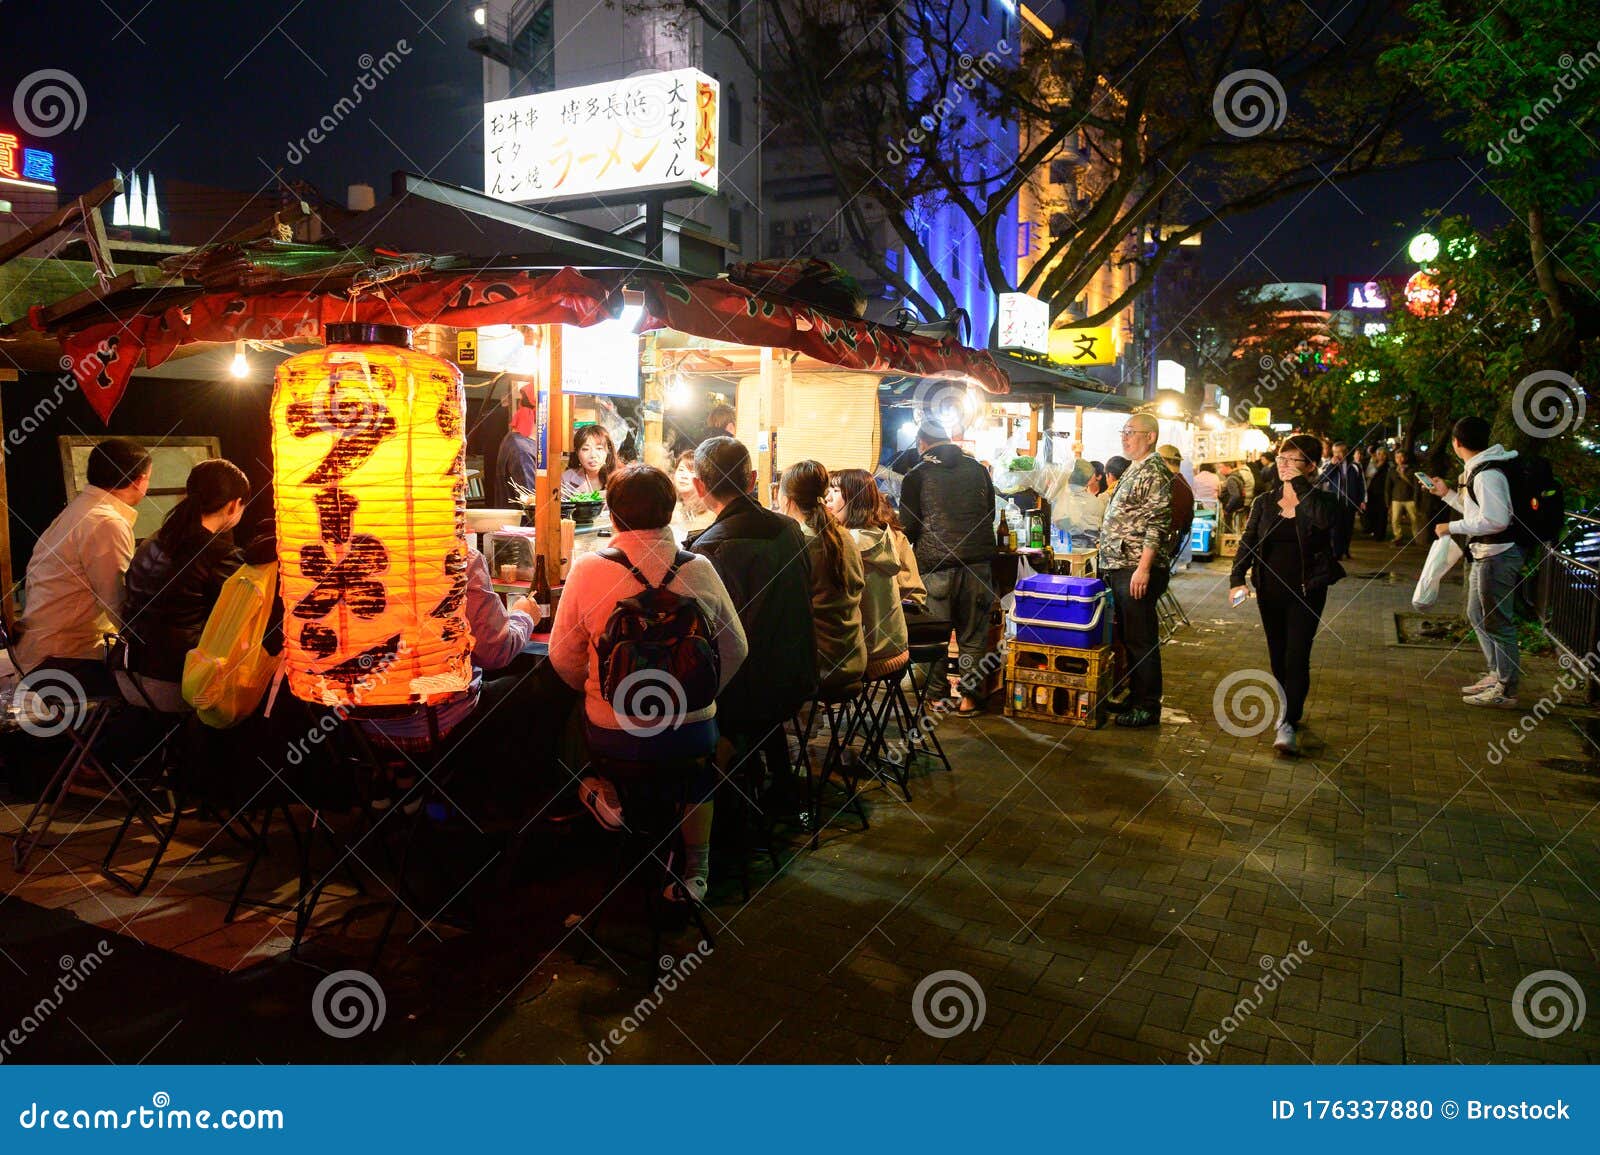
left=637, top=0, right=1425, bottom=336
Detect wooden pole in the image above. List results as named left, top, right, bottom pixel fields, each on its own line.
left=0, top=177, right=122, bottom=268
left=0, top=370, right=15, bottom=632
left=1027, top=404, right=1040, bottom=457
left=535, top=325, right=565, bottom=586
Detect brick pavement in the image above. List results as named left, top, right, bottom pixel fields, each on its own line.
left=2, top=534, right=1597, bottom=1064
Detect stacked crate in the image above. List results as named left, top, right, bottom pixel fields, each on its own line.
left=1219, top=532, right=1243, bottom=559
left=1003, top=640, right=1115, bottom=727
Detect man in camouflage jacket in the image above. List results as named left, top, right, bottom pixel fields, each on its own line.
left=1097, top=412, right=1172, bottom=727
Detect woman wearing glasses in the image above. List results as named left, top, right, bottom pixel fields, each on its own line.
left=1228, top=435, right=1346, bottom=755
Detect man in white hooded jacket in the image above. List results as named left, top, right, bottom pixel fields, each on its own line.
left=1429, top=416, right=1521, bottom=707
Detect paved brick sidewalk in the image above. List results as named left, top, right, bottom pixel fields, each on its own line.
left=478, top=535, right=1600, bottom=1064
left=2, top=535, right=1596, bottom=1064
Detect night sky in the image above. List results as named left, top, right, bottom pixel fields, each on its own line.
left=3, top=0, right=1499, bottom=292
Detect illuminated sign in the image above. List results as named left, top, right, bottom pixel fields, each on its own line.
left=0, top=129, right=57, bottom=190
left=456, top=330, right=478, bottom=368
left=484, top=69, right=719, bottom=203
left=111, top=169, right=161, bottom=231
left=1345, top=280, right=1388, bottom=309
left=1049, top=324, right=1116, bottom=366
left=1249, top=407, right=1272, bottom=426
left=1408, top=232, right=1439, bottom=264
left=1404, top=270, right=1455, bottom=317
left=560, top=316, right=641, bottom=398
left=996, top=292, right=1049, bottom=354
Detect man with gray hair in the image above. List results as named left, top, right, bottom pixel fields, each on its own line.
left=1097, top=412, right=1173, bottom=728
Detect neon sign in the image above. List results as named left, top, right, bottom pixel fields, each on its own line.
left=0, top=129, right=57, bottom=190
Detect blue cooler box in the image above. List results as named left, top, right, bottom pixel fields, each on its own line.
left=1011, top=574, right=1112, bottom=648
left=1190, top=519, right=1214, bottom=555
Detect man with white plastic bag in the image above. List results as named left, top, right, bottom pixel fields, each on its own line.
left=1411, top=533, right=1463, bottom=610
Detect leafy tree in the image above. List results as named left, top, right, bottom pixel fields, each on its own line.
left=639, top=0, right=1423, bottom=334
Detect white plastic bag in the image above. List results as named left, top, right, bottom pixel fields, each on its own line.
left=1412, top=534, right=1463, bottom=609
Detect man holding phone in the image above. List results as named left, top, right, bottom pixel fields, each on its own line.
left=1429, top=416, right=1522, bottom=708
left=1385, top=449, right=1424, bottom=545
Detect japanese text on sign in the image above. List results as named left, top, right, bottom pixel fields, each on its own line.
left=483, top=69, right=719, bottom=203
left=0, top=130, right=57, bottom=187
left=1049, top=324, right=1116, bottom=366
left=996, top=293, right=1049, bottom=354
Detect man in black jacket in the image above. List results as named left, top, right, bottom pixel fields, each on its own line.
left=690, top=437, right=819, bottom=766
left=900, top=422, right=997, bottom=716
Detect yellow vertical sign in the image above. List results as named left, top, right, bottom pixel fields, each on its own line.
left=1249, top=407, right=1271, bottom=426
left=456, top=330, right=478, bottom=368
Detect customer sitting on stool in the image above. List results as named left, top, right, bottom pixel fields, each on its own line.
left=549, top=464, right=748, bottom=904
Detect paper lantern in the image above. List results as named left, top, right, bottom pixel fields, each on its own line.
left=271, top=324, right=473, bottom=707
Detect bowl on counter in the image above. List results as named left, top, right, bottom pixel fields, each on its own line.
left=561, top=498, right=604, bottom=525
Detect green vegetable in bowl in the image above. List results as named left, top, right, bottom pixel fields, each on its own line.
left=1008, top=456, right=1036, bottom=472
left=569, top=490, right=605, bottom=503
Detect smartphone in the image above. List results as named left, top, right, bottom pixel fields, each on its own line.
left=1414, top=471, right=1433, bottom=488
left=1230, top=588, right=1249, bottom=607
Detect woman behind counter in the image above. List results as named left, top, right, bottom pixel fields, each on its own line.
left=560, top=424, right=617, bottom=499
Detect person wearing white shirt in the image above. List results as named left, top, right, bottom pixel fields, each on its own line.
left=13, top=439, right=152, bottom=675
left=1428, top=416, right=1522, bottom=707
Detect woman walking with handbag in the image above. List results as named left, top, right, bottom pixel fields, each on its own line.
left=1228, top=435, right=1346, bottom=756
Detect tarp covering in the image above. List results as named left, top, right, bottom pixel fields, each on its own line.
left=641, top=278, right=1009, bottom=395
left=55, top=268, right=617, bottom=422
left=49, top=266, right=1009, bottom=422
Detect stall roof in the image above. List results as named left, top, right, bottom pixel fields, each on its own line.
left=991, top=353, right=1139, bottom=411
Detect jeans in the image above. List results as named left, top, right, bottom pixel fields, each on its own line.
left=1105, top=566, right=1169, bottom=711
left=923, top=564, right=997, bottom=699
left=1256, top=581, right=1326, bottom=726
left=1389, top=501, right=1421, bottom=543
left=1467, top=546, right=1523, bottom=693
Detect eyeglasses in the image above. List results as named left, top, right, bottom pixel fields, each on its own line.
left=1275, top=454, right=1310, bottom=466
left=1119, top=426, right=1153, bottom=436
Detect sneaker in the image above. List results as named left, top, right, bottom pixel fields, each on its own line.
left=1113, top=706, right=1159, bottom=728
left=1459, top=672, right=1498, bottom=694
left=577, top=776, right=624, bottom=830
left=664, top=877, right=708, bottom=904
left=1273, top=723, right=1299, bottom=756
left=1103, top=695, right=1135, bottom=715
left=1463, top=683, right=1519, bottom=708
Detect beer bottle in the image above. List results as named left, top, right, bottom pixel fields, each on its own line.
left=532, top=555, right=552, bottom=628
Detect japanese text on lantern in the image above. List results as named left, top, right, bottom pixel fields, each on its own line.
left=271, top=344, right=473, bottom=707
left=483, top=68, right=720, bottom=203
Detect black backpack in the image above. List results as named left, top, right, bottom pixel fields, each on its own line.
left=593, top=548, right=721, bottom=730
left=1466, top=457, right=1559, bottom=549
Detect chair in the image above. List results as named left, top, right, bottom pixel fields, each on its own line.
left=97, top=642, right=199, bottom=894
left=851, top=656, right=914, bottom=801
left=898, top=617, right=956, bottom=777
left=8, top=654, right=161, bottom=876
left=1157, top=560, right=1191, bottom=642
left=796, top=681, right=869, bottom=849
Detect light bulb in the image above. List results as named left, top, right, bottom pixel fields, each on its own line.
left=230, top=342, right=249, bottom=379
left=473, top=6, right=486, bottom=26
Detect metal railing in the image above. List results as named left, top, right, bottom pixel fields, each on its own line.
left=1537, top=511, right=1600, bottom=701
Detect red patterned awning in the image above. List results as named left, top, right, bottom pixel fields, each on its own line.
left=50, top=267, right=1007, bottom=423
left=640, top=277, right=1009, bottom=394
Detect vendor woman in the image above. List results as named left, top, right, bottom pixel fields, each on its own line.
left=560, top=424, right=617, bottom=499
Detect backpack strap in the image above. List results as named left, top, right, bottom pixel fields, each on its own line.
left=599, top=547, right=695, bottom=590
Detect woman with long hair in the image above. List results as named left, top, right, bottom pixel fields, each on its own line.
left=829, top=468, right=915, bottom=677
left=833, top=467, right=925, bottom=608
left=560, top=424, right=617, bottom=498
left=118, top=459, right=251, bottom=711
left=1228, top=434, right=1345, bottom=756
left=669, top=448, right=716, bottom=542
left=780, top=460, right=866, bottom=691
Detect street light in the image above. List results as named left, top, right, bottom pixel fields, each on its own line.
left=472, top=6, right=486, bottom=27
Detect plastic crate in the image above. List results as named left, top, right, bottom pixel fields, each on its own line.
left=1006, top=662, right=1113, bottom=695
left=1004, top=678, right=1106, bottom=726
left=1007, top=640, right=1115, bottom=680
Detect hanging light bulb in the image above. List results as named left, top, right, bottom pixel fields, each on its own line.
left=230, top=340, right=249, bottom=379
